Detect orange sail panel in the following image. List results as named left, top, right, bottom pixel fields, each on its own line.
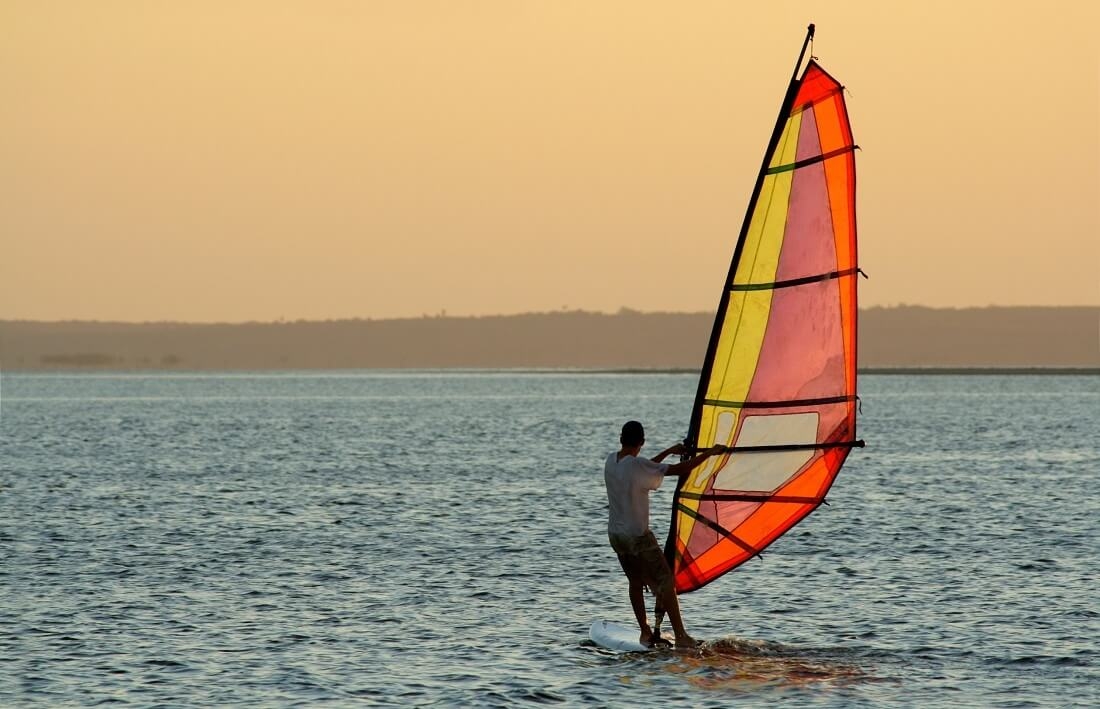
left=667, top=58, right=861, bottom=594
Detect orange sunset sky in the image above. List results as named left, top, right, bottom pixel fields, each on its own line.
left=2, top=2, right=1098, bottom=322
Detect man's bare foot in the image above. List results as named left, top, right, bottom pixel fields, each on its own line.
left=674, top=634, right=699, bottom=649
left=639, top=628, right=655, bottom=647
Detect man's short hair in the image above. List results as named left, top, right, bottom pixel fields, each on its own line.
left=620, top=420, right=645, bottom=446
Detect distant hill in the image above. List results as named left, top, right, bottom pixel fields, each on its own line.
left=1, top=306, right=1097, bottom=370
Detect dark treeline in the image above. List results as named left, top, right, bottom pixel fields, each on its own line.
left=1, top=306, right=1097, bottom=370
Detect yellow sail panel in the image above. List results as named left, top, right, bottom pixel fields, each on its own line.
left=703, top=115, right=802, bottom=407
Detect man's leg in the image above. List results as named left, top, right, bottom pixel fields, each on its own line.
left=655, top=584, right=696, bottom=648
left=627, top=576, right=654, bottom=646
left=616, top=549, right=654, bottom=645
left=639, top=536, right=696, bottom=649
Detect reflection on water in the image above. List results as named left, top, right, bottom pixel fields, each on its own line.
left=679, top=637, right=870, bottom=690
left=585, top=636, right=873, bottom=692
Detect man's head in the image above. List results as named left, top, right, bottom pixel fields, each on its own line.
left=620, top=420, right=645, bottom=448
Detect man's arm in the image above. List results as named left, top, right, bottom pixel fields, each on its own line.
left=664, top=445, right=728, bottom=478
left=650, top=443, right=686, bottom=463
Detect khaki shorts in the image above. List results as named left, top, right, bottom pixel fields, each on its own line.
left=609, top=530, right=673, bottom=596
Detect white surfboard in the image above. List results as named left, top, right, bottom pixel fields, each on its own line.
left=589, top=620, right=669, bottom=652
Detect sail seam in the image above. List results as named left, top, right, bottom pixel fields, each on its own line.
left=675, top=502, right=758, bottom=556
left=729, top=267, right=860, bottom=292
left=703, top=394, right=855, bottom=408
left=767, top=144, right=857, bottom=174
left=790, top=85, right=845, bottom=116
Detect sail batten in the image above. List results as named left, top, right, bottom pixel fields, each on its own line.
left=680, top=492, right=821, bottom=504
left=675, top=504, right=760, bottom=555
left=728, top=266, right=861, bottom=292
left=664, top=33, right=860, bottom=595
left=766, top=144, right=857, bottom=174
left=703, top=394, right=856, bottom=409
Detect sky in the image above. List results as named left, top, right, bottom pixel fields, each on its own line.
left=2, top=2, right=1098, bottom=322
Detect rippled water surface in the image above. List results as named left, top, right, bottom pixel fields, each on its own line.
left=2, top=372, right=1098, bottom=707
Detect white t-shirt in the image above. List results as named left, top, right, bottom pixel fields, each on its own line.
left=604, top=452, right=669, bottom=538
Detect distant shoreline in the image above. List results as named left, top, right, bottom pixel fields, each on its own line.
left=2, top=367, right=1097, bottom=376
left=2, top=306, right=1097, bottom=371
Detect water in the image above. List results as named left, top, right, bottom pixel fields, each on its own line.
left=1, top=372, right=1098, bottom=707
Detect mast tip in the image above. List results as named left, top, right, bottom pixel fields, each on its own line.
left=807, top=23, right=815, bottom=36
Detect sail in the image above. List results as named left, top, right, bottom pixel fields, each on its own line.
left=666, top=35, right=862, bottom=594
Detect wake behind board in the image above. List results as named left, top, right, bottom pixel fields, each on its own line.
left=589, top=620, right=672, bottom=652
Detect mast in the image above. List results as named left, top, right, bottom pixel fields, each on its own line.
left=687, top=23, right=814, bottom=451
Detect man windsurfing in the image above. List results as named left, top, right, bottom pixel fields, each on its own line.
left=603, top=420, right=726, bottom=648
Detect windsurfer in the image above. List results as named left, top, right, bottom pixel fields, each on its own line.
left=604, top=420, right=726, bottom=648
